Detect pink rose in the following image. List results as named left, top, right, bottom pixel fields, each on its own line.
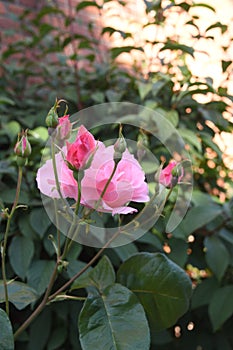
left=66, top=125, right=96, bottom=170
left=57, top=115, right=71, bottom=140
left=80, top=143, right=149, bottom=215
left=36, top=147, right=78, bottom=199
left=36, top=128, right=149, bottom=215
left=159, top=161, right=183, bottom=187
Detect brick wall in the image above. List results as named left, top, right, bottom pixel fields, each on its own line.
left=1, top=0, right=233, bottom=85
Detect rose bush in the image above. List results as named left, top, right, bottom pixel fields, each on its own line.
left=36, top=124, right=149, bottom=215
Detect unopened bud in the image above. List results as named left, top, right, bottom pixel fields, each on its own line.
left=45, top=106, right=59, bottom=128
left=14, top=130, right=31, bottom=159
left=56, top=115, right=72, bottom=141
left=114, top=127, right=126, bottom=161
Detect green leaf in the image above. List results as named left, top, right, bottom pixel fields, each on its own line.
left=192, top=3, right=216, bottom=12
left=92, top=92, right=105, bottom=103
left=0, top=189, right=29, bottom=205
left=191, top=190, right=215, bottom=207
left=102, top=27, right=132, bottom=39
left=173, top=204, right=222, bottom=238
left=113, top=243, right=138, bottom=261
left=76, top=1, right=101, bottom=11
left=27, top=260, right=55, bottom=295
left=30, top=208, right=51, bottom=238
left=160, top=42, right=194, bottom=57
left=79, top=283, right=150, bottom=350
left=111, top=46, right=144, bottom=59
left=206, top=21, right=228, bottom=34
left=200, top=132, right=222, bottom=158
left=191, top=277, right=219, bottom=309
left=65, top=260, right=87, bottom=280
left=30, top=127, right=48, bottom=142
left=175, top=2, right=190, bottom=11
left=204, top=236, right=230, bottom=281
left=105, top=90, right=123, bottom=102
left=222, top=60, right=232, bottom=73
left=0, top=309, right=14, bottom=350
left=18, top=214, right=38, bottom=239
left=117, top=252, right=192, bottom=331
left=208, top=285, right=233, bottom=331
left=167, top=238, right=188, bottom=267
left=219, top=228, right=233, bottom=245
left=165, top=110, right=179, bottom=127
left=9, top=236, right=34, bottom=279
left=72, top=256, right=115, bottom=291
left=35, top=5, right=64, bottom=21
left=3, top=121, right=21, bottom=142
left=138, top=231, right=163, bottom=250
left=28, top=308, right=52, bottom=350
left=47, top=326, right=67, bottom=350
left=0, top=281, right=37, bottom=310
left=137, top=81, right=153, bottom=100
left=178, top=128, right=201, bottom=152
left=0, top=96, right=15, bottom=105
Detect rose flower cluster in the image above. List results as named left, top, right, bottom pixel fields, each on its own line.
left=37, top=114, right=182, bottom=216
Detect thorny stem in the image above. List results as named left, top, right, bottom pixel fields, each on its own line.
left=1, top=166, right=23, bottom=316
left=14, top=228, right=122, bottom=340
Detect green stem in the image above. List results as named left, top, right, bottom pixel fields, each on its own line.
left=75, top=179, right=81, bottom=215
left=51, top=139, right=63, bottom=199
left=48, top=228, right=122, bottom=302
left=14, top=228, right=122, bottom=339
left=14, top=261, right=59, bottom=340
left=94, top=161, right=118, bottom=211
left=49, top=295, right=86, bottom=303
left=1, top=166, right=23, bottom=316
left=53, top=199, right=61, bottom=259
left=61, top=176, right=82, bottom=259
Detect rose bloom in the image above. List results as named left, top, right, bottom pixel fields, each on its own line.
left=66, top=125, right=96, bottom=170
left=36, top=125, right=149, bottom=215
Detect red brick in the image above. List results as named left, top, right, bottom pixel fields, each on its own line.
left=8, top=4, right=25, bottom=16
left=19, top=0, right=37, bottom=8
left=0, top=2, right=5, bottom=15
left=0, top=16, right=19, bottom=30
